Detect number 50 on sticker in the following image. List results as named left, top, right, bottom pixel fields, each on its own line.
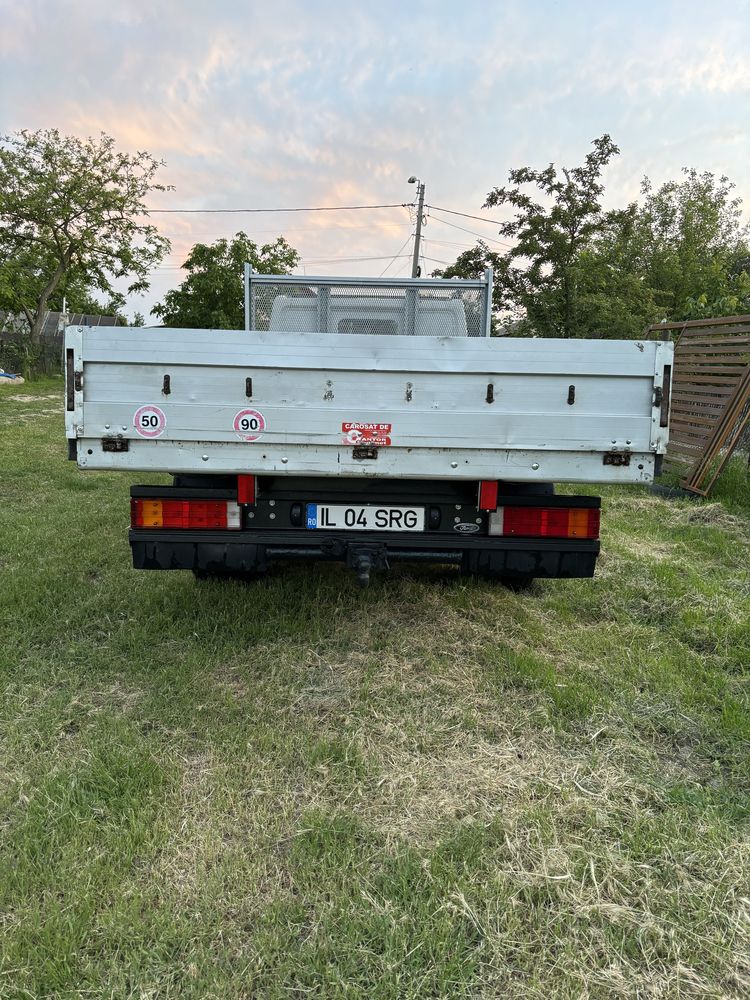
left=233, top=408, right=266, bottom=442
left=134, top=404, right=166, bottom=438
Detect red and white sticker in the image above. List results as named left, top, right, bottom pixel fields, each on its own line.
left=233, top=408, right=266, bottom=442
left=133, top=404, right=167, bottom=438
left=342, top=421, right=392, bottom=446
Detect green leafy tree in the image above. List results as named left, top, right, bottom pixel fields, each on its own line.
left=565, top=206, right=661, bottom=338
left=682, top=267, right=750, bottom=320
left=45, top=269, right=128, bottom=322
left=0, top=129, right=170, bottom=346
left=631, top=169, right=750, bottom=320
left=432, top=242, right=509, bottom=334
left=482, top=134, right=621, bottom=337
left=438, top=146, right=750, bottom=337
left=573, top=170, right=750, bottom=330
left=154, top=232, right=300, bottom=328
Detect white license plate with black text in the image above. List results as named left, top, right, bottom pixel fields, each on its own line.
left=306, top=504, right=424, bottom=531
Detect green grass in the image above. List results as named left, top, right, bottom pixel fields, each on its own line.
left=1, top=386, right=749, bottom=998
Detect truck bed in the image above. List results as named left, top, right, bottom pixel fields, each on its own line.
left=65, top=326, right=672, bottom=484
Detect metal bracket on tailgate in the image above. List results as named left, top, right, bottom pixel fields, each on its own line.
left=102, top=436, right=129, bottom=453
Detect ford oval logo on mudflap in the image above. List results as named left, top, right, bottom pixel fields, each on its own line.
left=454, top=522, right=481, bottom=534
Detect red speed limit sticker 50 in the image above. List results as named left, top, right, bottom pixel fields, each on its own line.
left=233, top=408, right=266, bottom=442
left=133, top=404, right=167, bottom=438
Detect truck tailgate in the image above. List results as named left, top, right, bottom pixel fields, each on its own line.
left=65, top=327, right=672, bottom=483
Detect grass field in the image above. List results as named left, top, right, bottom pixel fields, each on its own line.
left=1, top=381, right=749, bottom=999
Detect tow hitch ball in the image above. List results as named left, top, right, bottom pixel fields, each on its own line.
left=347, top=546, right=388, bottom=588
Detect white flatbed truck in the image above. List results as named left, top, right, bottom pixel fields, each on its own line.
left=64, top=271, right=673, bottom=586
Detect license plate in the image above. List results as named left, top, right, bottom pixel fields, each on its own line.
left=306, top=503, right=424, bottom=531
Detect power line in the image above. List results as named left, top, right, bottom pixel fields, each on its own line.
left=153, top=222, right=411, bottom=237
left=426, top=204, right=504, bottom=225
left=152, top=253, right=413, bottom=271
left=152, top=251, right=415, bottom=269
left=145, top=202, right=410, bottom=215
left=379, top=234, right=414, bottom=277
left=143, top=200, right=504, bottom=229
left=305, top=255, right=412, bottom=265
left=423, top=236, right=491, bottom=250
left=427, top=212, right=513, bottom=248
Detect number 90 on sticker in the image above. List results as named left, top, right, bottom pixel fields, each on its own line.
left=233, top=408, right=266, bottom=442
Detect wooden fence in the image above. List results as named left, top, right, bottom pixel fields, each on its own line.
left=646, top=315, right=750, bottom=494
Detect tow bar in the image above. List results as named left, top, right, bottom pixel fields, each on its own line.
left=347, top=545, right=389, bottom=588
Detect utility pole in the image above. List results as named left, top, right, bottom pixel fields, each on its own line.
left=408, top=177, right=425, bottom=278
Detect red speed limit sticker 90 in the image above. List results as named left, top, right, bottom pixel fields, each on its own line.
left=233, top=408, right=266, bottom=442
left=133, top=404, right=166, bottom=438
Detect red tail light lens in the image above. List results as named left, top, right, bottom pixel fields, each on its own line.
left=489, top=506, right=600, bottom=539
left=131, top=498, right=241, bottom=530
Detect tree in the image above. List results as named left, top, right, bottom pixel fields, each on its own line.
left=482, top=135, right=621, bottom=337
left=153, top=232, right=300, bottom=328
left=571, top=169, right=750, bottom=330
left=47, top=268, right=128, bottom=322
left=437, top=142, right=750, bottom=338
left=564, top=206, right=661, bottom=338
left=0, top=129, right=170, bottom=346
left=431, top=242, right=509, bottom=334
left=630, top=169, right=750, bottom=320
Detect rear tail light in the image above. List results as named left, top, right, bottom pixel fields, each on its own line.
left=489, top=506, right=600, bottom=540
left=131, top=498, right=241, bottom=530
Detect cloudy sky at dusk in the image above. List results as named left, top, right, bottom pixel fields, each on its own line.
left=2, top=0, right=749, bottom=320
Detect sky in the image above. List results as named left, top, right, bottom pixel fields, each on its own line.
left=1, top=0, right=749, bottom=321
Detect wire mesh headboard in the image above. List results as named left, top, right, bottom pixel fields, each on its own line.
left=244, top=269, right=493, bottom=338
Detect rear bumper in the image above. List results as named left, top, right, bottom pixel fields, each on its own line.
left=129, top=529, right=599, bottom=579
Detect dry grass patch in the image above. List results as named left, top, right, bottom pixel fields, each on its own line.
left=354, top=714, right=653, bottom=844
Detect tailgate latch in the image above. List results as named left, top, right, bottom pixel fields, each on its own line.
left=603, top=450, right=631, bottom=466
left=102, top=436, right=129, bottom=453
